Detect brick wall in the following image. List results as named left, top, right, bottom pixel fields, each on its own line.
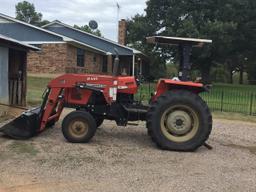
left=84, top=51, right=104, bottom=74
left=27, top=42, right=106, bottom=75
left=66, top=44, right=77, bottom=67
left=27, top=43, right=69, bottom=74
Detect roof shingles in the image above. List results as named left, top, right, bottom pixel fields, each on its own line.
left=0, top=13, right=140, bottom=56
left=45, top=23, right=135, bottom=56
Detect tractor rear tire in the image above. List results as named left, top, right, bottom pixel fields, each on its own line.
left=62, top=111, right=97, bottom=143
left=146, top=90, right=212, bottom=151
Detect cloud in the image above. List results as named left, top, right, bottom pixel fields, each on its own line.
left=0, top=0, right=147, bottom=41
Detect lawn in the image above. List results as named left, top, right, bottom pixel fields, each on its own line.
left=27, top=76, right=52, bottom=106
left=27, top=76, right=256, bottom=116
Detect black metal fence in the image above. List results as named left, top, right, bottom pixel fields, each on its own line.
left=136, top=82, right=256, bottom=116
left=201, top=90, right=256, bottom=115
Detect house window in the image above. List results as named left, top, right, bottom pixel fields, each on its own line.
left=77, top=48, right=85, bottom=67
left=102, top=56, right=108, bottom=73
left=93, top=54, right=97, bottom=64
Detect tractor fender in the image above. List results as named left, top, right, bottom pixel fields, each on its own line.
left=152, top=79, right=209, bottom=101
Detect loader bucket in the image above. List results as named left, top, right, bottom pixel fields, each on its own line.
left=0, top=107, right=41, bottom=140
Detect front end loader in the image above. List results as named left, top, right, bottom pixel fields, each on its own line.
left=0, top=36, right=213, bottom=151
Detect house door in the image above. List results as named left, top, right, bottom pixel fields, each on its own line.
left=9, top=49, right=27, bottom=106
left=0, top=46, right=9, bottom=105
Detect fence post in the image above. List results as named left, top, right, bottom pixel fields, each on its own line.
left=249, top=93, right=253, bottom=115
left=148, top=82, right=151, bottom=95
left=220, top=91, right=224, bottom=112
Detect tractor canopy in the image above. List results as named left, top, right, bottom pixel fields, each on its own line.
left=146, top=36, right=212, bottom=47
left=146, top=36, right=212, bottom=82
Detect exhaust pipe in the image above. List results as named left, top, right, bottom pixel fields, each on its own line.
left=113, top=48, right=119, bottom=76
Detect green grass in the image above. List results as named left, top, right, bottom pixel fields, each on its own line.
left=209, top=83, right=256, bottom=92
left=201, top=83, right=256, bottom=115
left=27, top=76, right=52, bottom=106
left=212, top=111, right=256, bottom=123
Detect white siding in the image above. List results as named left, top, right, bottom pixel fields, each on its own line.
left=0, top=46, right=9, bottom=104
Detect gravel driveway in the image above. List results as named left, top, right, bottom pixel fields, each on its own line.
left=0, top=114, right=256, bottom=192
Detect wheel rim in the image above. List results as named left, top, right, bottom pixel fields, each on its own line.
left=68, top=118, right=88, bottom=139
left=160, top=105, right=199, bottom=143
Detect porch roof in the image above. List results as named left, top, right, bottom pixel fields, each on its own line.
left=0, top=34, right=40, bottom=51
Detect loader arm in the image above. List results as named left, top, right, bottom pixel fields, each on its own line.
left=39, top=87, right=64, bottom=131
left=1, top=74, right=119, bottom=139
left=39, top=74, right=119, bottom=131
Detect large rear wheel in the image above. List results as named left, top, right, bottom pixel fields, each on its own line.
left=62, top=111, right=97, bottom=143
left=147, top=90, right=212, bottom=151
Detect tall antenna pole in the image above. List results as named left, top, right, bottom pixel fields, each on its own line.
left=116, top=2, right=120, bottom=42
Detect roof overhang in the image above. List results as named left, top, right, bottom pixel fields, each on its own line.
left=0, top=13, right=73, bottom=42
left=66, top=40, right=107, bottom=55
left=146, top=36, right=212, bottom=47
left=0, top=34, right=40, bottom=51
left=0, top=13, right=145, bottom=56
left=43, top=21, right=143, bottom=56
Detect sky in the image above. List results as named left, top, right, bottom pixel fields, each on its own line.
left=0, top=0, right=147, bottom=41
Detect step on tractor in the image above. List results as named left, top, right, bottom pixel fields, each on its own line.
left=0, top=36, right=213, bottom=151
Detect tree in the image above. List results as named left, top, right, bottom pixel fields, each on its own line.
left=127, top=0, right=256, bottom=84
left=126, top=14, right=167, bottom=79
left=15, top=1, right=47, bottom=26
left=74, top=25, right=102, bottom=37
left=40, top=20, right=50, bottom=26
left=234, top=0, right=256, bottom=84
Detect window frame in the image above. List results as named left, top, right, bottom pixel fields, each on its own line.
left=77, top=48, right=85, bottom=67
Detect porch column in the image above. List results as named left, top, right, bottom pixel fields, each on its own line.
left=0, top=47, right=9, bottom=105
left=132, top=54, right=135, bottom=76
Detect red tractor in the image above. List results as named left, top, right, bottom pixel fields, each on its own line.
left=1, top=36, right=212, bottom=151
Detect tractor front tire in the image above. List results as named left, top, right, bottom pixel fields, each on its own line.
left=62, top=111, right=97, bottom=143
left=147, top=90, right=212, bottom=151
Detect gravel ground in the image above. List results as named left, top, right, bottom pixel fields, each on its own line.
left=0, top=113, right=256, bottom=192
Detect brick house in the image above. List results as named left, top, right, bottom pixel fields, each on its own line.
left=0, top=13, right=146, bottom=76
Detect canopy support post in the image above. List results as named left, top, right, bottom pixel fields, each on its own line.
left=132, top=54, right=135, bottom=76
left=179, top=44, right=192, bottom=81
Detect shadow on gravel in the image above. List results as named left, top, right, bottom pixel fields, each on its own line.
left=96, top=127, right=155, bottom=148
left=223, top=144, right=256, bottom=155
